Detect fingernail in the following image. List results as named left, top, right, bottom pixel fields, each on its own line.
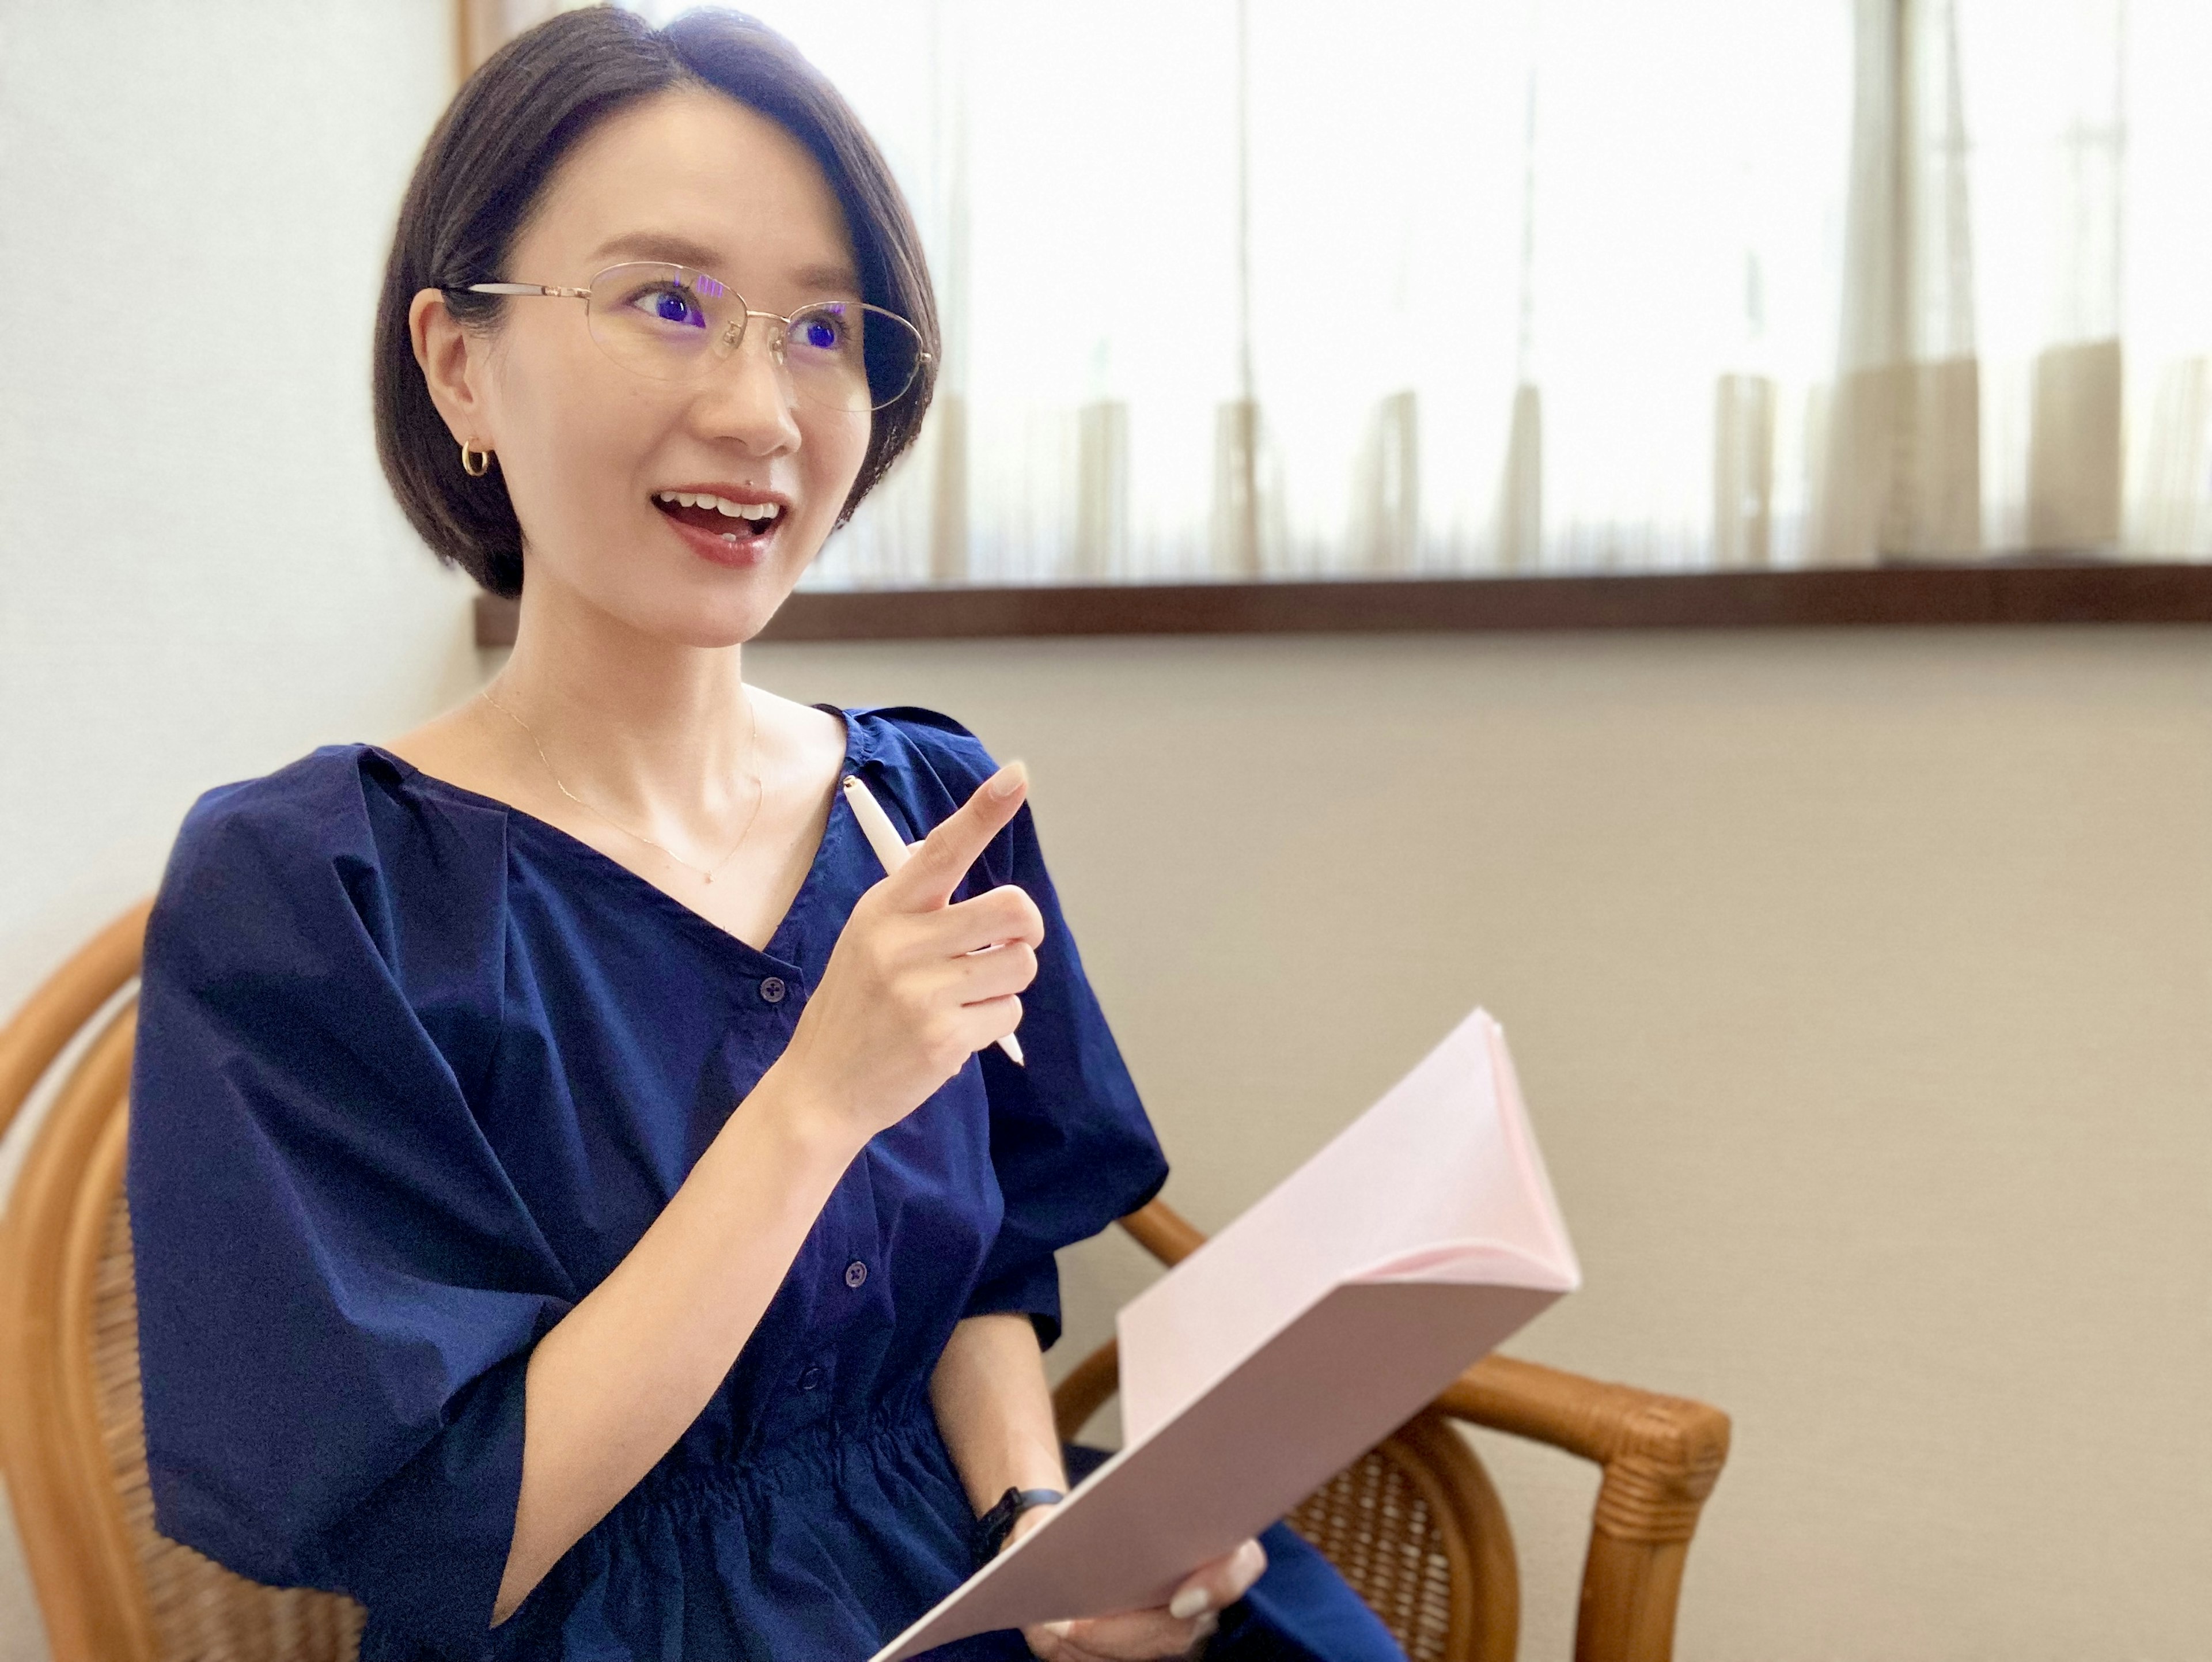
left=1043, top=1620, right=1073, bottom=1638
left=1169, top=1587, right=1212, bottom=1621
left=988, top=760, right=1028, bottom=798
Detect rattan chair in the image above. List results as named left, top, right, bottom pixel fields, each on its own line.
left=2, top=903, right=1728, bottom=1662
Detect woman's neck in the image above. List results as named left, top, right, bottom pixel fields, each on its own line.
left=491, top=575, right=761, bottom=826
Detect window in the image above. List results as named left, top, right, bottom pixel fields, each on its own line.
left=482, top=1, right=2212, bottom=596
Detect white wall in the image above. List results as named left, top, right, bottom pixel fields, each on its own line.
left=0, top=0, right=477, bottom=1022
left=0, top=6, right=469, bottom=1657
left=3, top=5, right=2209, bottom=1661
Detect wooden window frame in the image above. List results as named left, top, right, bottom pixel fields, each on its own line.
left=473, top=563, right=2212, bottom=645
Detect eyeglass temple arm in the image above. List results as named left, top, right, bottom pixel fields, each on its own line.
left=461, top=282, right=591, bottom=298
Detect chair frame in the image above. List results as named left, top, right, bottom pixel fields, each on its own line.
left=1052, top=1204, right=1731, bottom=1662
left=0, top=900, right=161, bottom=1662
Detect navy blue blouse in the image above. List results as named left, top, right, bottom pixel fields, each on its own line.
left=127, top=708, right=1171, bottom=1661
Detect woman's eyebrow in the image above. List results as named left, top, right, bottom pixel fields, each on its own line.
left=588, top=230, right=727, bottom=269
left=791, top=263, right=867, bottom=298
left=789, top=262, right=864, bottom=297
left=585, top=232, right=861, bottom=295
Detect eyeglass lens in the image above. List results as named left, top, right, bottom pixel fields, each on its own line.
left=584, top=263, right=923, bottom=412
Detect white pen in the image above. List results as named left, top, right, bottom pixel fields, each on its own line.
left=842, top=773, right=1027, bottom=1067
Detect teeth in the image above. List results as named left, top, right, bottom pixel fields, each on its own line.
left=655, top=489, right=781, bottom=521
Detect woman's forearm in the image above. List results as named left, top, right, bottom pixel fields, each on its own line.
left=929, top=1312, right=1069, bottom=1517
left=493, top=1061, right=861, bottom=1622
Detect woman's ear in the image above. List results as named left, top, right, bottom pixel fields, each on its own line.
left=408, top=287, right=490, bottom=448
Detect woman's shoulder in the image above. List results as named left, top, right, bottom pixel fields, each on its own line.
left=173, top=743, right=499, bottom=873
left=177, top=741, right=380, bottom=832
left=156, top=744, right=510, bottom=972
left=166, top=744, right=380, bottom=889
left=843, top=705, right=999, bottom=793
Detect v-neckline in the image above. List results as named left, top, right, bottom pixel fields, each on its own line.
left=362, top=705, right=863, bottom=969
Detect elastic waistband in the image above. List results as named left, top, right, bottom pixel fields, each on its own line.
left=613, top=1396, right=948, bottom=1524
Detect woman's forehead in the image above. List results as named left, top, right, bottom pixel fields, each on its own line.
left=525, top=88, right=858, bottom=293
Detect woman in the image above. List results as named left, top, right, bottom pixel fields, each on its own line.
left=128, top=10, right=1408, bottom=1661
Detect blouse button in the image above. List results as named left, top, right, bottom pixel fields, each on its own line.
left=759, top=976, right=787, bottom=1005
left=799, top=1365, right=825, bottom=1391
left=844, top=1260, right=869, bottom=1289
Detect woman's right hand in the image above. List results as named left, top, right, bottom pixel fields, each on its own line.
left=774, top=762, right=1043, bottom=1143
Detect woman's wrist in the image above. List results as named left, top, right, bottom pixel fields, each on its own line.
left=732, top=1054, right=867, bottom=1169
left=991, top=1495, right=1061, bottom=1559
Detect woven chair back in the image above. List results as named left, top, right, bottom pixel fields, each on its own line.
left=94, top=1106, right=368, bottom=1662
left=0, top=904, right=363, bottom=1662
left=1282, top=1410, right=1516, bottom=1662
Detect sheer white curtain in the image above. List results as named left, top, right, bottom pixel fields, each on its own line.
left=579, top=0, right=2212, bottom=583
left=1820, top=0, right=2212, bottom=564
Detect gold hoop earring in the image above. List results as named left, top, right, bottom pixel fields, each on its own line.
left=460, top=440, right=493, bottom=478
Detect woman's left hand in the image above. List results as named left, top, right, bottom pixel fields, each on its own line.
left=1019, top=1534, right=1267, bottom=1661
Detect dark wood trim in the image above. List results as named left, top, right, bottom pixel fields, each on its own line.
left=471, top=562, right=2212, bottom=648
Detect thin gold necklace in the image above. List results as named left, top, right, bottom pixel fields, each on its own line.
left=477, top=684, right=765, bottom=885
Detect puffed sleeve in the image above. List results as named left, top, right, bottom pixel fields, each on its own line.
left=128, top=760, right=570, bottom=1653
left=860, top=710, right=1170, bottom=1349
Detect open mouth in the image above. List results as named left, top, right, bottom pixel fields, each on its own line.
left=652, top=489, right=783, bottom=543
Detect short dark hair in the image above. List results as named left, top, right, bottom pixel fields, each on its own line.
left=372, top=6, right=938, bottom=599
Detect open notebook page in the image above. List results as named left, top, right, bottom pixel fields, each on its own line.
left=1119, top=1009, right=1577, bottom=1444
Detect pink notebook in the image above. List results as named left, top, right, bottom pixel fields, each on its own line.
left=871, top=1009, right=1580, bottom=1661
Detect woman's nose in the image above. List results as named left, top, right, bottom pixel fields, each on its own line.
left=695, top=320, right=802, bottom=453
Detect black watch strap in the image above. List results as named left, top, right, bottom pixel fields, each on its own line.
left=972, top=1485, right=1064, bottom=1567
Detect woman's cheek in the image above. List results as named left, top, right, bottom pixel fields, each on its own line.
left=800, top=412, right=870, bottom=541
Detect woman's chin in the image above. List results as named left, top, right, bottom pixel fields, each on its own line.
left=652, top=577, right=802, bottom=649
left=519, top=512, right=823, bottom=648
left=524, top=562, right=802, bottom=650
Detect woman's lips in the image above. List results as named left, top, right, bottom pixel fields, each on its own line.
left=653, top=498, right=780, bottom=569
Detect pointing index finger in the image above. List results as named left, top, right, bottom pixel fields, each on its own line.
left=885, top=760, right=1028, bottom=910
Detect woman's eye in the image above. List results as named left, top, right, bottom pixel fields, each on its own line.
left=633, top=287, right=704, bottom=328
left=792, top=310, right=850, bottom=353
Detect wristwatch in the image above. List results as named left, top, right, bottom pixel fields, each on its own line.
left=972, top=1485, right=1064, bottom=1567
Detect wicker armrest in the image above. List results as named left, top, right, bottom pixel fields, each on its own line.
left=1434, top=1354, right=1729, bottom=1662
left=1050, top=1337, right=1123, bottom=1445
left=1118, top=1203, right=1204, bottom=1268
left=1434, top=1354, right=1730, bottom=1529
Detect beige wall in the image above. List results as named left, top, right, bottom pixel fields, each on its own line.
left=748, top=626, right=2212, bottom=1661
